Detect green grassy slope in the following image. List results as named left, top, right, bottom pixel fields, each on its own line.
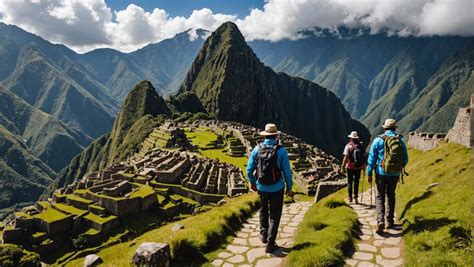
left=0, top=125, right=55, bottom=219
left=0, top=86, right=91, bottom=171
left=397, top=143, right=472, bottom=266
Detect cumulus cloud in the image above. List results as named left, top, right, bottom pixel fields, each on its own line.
left=237, top=0, right=474, bottom=40
left=105, top=6, right=236, bottom=52
left=0, top=0, right=472, bottom=53
left=0, top=0, right=112, bottom=50
left=0, top=0, right=235, bottom=52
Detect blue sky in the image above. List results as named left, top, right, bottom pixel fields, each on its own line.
left=105, top=0, right=264, bottom=17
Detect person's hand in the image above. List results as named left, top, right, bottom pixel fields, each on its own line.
left=250, top=183, right=257, bottom=191
left=341, top=165, right=347, bottom=174
left=286, top=189, right=294, bottom=197
left=368, top=175, right=372, bottom=184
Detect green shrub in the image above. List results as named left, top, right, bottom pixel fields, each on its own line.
left=0, top=244, right=40, bottom=267
left=72, top=236, right=88, bottom=250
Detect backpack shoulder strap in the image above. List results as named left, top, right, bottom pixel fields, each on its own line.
left=257, top=143, right=264, bottom=154
left=271, top=144, right=281, bottom=156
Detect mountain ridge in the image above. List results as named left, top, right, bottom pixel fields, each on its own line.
left=0, top=124, right=55, bottom=219
left=0, top=86, right=90, bottom=171
left=179, top=22, right=370, bottom=155
left=43, top=81, right=169, bottom=197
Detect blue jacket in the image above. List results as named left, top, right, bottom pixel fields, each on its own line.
left=367, top=130, right=409, bottom=176
left=246, top=138, right=293, bottom=192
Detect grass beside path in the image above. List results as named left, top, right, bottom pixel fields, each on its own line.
left=396, top=143, right=472, bottom=266
left=66, top=193, right=259, bottom=266
left=287, top=188, right=359, bottom=266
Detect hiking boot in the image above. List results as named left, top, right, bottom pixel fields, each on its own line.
left=376, top=222, right=385, bottom=234
left=260, top=234, right=268, bottom=244
left=386, top=222, right=394, bottom=229
left=265, top=242, right=278, bottom=253
left=354, top=198, right=358, bottom=204
left=349, top=197, right=353, bottom=203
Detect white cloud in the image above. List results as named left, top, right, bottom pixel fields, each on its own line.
left=237, top=0, right=474, bottom=40
left=0, top=0, right=472, bottom=53
left=0, top=0, right=112, bottom=49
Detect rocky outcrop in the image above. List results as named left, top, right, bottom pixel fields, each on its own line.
left=179, top=22, right=370, bottom=157
left=446, top=95, right=473, bottom=148
left=132, top=242, right=171, bottom=267
left=84, top=254, right=102, bottom=267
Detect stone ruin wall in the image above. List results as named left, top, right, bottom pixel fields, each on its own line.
left=408, top=132, right=446, bottom=151
left=409, top=95, right=473, bottom=150
left=446, top=95, right=473, bottom=148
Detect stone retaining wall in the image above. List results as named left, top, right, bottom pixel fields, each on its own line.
left=36, top=215, right=73, bottom=235
left=446, top=95, right=473, bottom=148
left=314, top=181, right=347, bottom=202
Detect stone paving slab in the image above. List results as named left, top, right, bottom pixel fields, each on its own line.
left=212, top=201, right=311, bottom=266
left=344, top=189, right=404, bottom=267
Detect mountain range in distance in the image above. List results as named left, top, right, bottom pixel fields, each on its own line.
left=1, top=22, right=472, bottom=138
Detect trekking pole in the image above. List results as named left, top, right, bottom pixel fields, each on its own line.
left=370, top=181, right=373, bottom=208
left=361, top=169, right=365, bottom=203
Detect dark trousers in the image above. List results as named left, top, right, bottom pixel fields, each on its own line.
left=258, top=189, right=284, bottom=244
left=375, top=174, right=398, bottom=224
left=347, top=169, right=361, bottom=199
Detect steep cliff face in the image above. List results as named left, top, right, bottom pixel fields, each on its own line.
left=180, top=22, right=370, bottom=155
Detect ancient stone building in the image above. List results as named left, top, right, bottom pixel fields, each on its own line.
left=408, top=132, right=446, bottom=151
left=446, top=95, right=474, bottom=148
left=184, top=120, right=344, bottom=194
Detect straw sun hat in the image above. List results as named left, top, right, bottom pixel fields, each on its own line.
left=382, top=118, right=397, bottom=129
left=347, top=131, right=359, bottom=139
left=259, top=123, right=281, bottom=136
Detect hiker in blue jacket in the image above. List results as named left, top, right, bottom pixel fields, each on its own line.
left=247, top=123, right=293, bottom=253
left=367, top=118, right=409, bottom=234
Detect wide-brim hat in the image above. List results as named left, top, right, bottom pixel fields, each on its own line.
left=259, top=123, right=281, bottom=136
left=382, top=118, right=397, bottom=129
left=348, top=131, right=359, bottom=139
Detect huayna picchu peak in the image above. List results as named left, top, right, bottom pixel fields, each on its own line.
left=180, top=22, right=370, bottom=156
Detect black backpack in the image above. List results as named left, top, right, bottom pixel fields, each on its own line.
left=349, top=141, right=366, bottom=167
left=255, top=144, right=281, bottom=185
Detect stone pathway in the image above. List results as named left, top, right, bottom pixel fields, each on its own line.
left=345, top=188, right=404, bottom=267
left=211, top=201, right=311, bottom=267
